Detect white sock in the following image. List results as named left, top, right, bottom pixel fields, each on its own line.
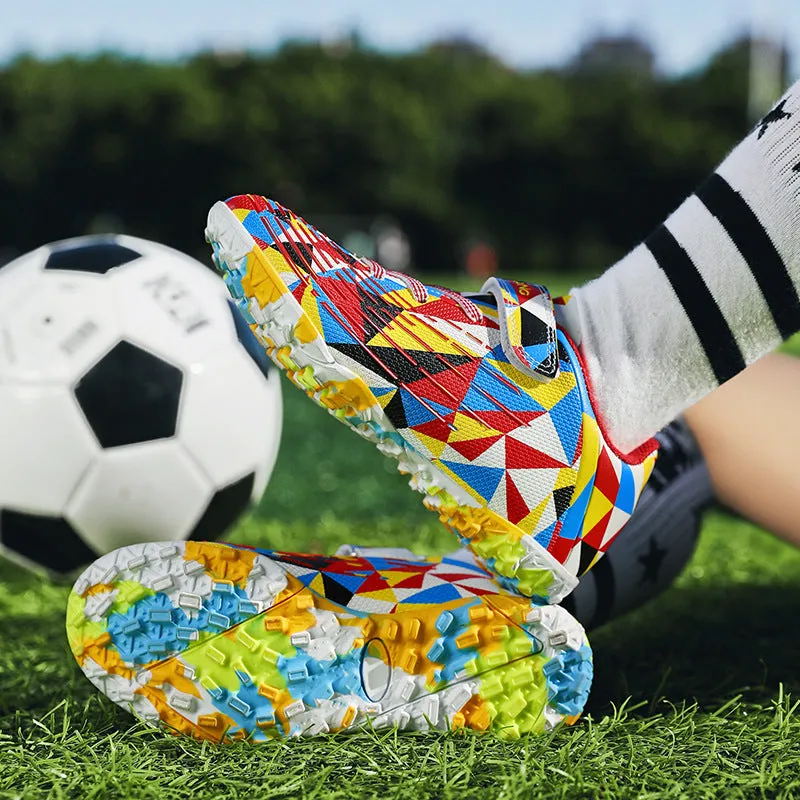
left=566, top=79, right=800, bottom=453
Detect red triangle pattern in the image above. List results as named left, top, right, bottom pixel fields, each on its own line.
left=357, top=571, right=392, bottom=594
left=410, top=296, right=477, bottom=323
left=471, top=409, right=543, bottom=435
left=593, top=444, right=621, bottom=501
left=414, top=416, right=457, bottom=444
left=547, top=523, right=575, bottom=563
left=582, top=508, right=613, bottom=550
left=448, top=434, right=504, bottom=461
left=392, top=573, right=427, bottom=589
left=505, top=436, right=569, bottom=470
left=505, top=473, right=530, bottom=526
left=408, top=359, right=482, bottom=408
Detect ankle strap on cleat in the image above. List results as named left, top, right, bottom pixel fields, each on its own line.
left=482, top=278, right=560, bottom=381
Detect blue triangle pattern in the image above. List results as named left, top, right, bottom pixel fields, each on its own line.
left=616, top=461, right=636, bottom=514
left=318, top=295, right=359, bottom=345
left=522, top=342, right=554, bottom=371
left=471, top=361, right=546, bottom=413
left=533, top=519, right=558, bottom=549
left=403, top=583, right=462, bottom=605
left=401, top=388, right=442, bottom=426
left=440, top=461, right=505, bottom=502
left=557, top=478, right=593, bottom=542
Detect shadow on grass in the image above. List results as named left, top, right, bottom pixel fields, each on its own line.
left=586, top=581, right=800, bottom=716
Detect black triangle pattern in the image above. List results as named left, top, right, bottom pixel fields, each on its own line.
left=552, top=485, right=575, bottom=519
left=269, top=240, right=313, bottom=269
left=383, top=390, right=408, bottom=430
left=519, top=308, right=551, bottom=347
left=329, top=342, right=472, bottom=385
left=577, top=540, right=600, bottom=577
left=358, top=285, right=405, bottom=343
left=321, top=572, right=356, bottom=606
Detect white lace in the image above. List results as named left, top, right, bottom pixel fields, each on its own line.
left=362, top=259, right=483, bottom=324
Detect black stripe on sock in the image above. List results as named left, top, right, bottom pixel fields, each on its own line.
left=645, top=225, right=745, bottom=384
left=695, top=173, right=800, bottom=340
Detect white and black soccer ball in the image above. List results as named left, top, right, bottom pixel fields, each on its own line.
left=0, top=234, right=282, bottom=577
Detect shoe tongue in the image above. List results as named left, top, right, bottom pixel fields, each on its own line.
left=481, top=277, right=560, bottom=381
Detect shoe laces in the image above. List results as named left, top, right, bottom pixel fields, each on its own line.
left=362, top=259, right=483, bottom=324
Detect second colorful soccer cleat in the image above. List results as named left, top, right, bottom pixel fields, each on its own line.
left=206, top=196, right=658, bottom=603
left=66, top=541, right=592, bottom=741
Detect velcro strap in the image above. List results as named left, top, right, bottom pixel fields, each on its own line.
left=482, top=277, right=560, bottom=381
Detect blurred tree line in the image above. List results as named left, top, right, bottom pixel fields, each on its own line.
left=0, top=34, right=785, bottom=274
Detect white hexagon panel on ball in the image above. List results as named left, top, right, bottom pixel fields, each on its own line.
left=179, top=342, right=282, bottom=500
left=108, top=239, right=236, bottom=368
left=66, top=441, right=212, bottom=555
left=0, top=270, right=121, bottom=386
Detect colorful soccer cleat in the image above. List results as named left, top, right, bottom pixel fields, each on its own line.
left=66, top=541, right=592, bottom=741
left=206, top=196, right=658, bottom=603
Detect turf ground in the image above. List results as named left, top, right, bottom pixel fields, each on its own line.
left=2, top=283, right=800, bottom=799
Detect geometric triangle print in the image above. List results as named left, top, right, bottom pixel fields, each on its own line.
left=583, top=507, right=612, bottom=550
left=448, top=433, right=504, bottom=462
left=505, top=436, right=568, bottom=470
left=392, top=572, right=427, bottom=590
left=325, top=572, right=367, bottom=594
left=505, top=473, right=531, bottom=526
left=599, top=505, right=632, bottom=550
left=402, top=582, right=462, bottom=605
left=593, top=444, right=620, bottom=502
left=321, top=572, right=357, bottom=605
left=414, top=417, right=457, bottom=446
left=440, top=460, right=505, bottom=503
left=508, top=414, right=568, bottom=464
left=615, top=461, right=637, bottom=514
left=582, top=488, right=613, bottom=539
left=577, top=540, right=601, bottom=577
left=401, top=388, right=443, bottom=428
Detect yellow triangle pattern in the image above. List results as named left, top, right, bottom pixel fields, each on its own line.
left=377, top=389, right=396, bottom=410
left=447, top=413, right=501, bottom=443
left=359, top=589, right=398, bottom=602
left=412, top=430, right=448, bottom=459
left=555, top=467, right=578, bottom=491
left=573, top=416, right=600, bottom=498
left=517, top=494, right=552, bottom=534
left=583, top=487, right=613, bottom=534
left=367, top=313, right=468, bottom=355
left=300, top=285, right=324, bottom=334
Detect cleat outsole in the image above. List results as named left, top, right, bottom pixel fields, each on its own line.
left=67, top=542, right=592, bottom=742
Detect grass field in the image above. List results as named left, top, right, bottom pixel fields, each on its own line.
left=2, top=288, right=800, bottom=798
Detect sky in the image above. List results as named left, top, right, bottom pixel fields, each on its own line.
left=1, top=0, right=796, bottom=75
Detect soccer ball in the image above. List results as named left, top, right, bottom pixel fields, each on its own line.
left=0, top=234, right=282, bottom=577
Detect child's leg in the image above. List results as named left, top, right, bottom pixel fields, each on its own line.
left=567, top=81, right=800, bottom=453
left=684, top=351, right=800, bottom=548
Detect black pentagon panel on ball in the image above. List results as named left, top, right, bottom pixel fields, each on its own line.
left=188, top=472, right=256, bottom=542
left=45, top=237, right=141, bottom=275
left=0, top=509, right=97, bottom=573
left=227, top=300, right=272, bottom=381
left=74, top=340, right=183, bottom=448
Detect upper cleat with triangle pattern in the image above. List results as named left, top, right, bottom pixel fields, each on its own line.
left=205, top=195, right=659, bottom=604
